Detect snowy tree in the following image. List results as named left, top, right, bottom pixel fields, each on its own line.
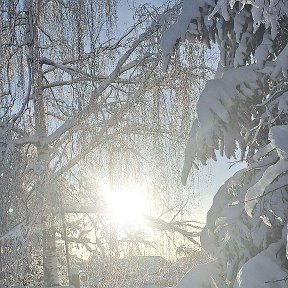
left=162, top=0, right=288, bottom=286
left=0, top=1, right=214, bottom=287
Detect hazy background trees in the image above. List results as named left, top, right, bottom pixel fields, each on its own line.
left=0, top=0, right=215, bottom=286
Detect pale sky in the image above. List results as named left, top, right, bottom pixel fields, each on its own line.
left=118, top=0, right=170, bottom=28
left=191, top=155, right=245, bottom=221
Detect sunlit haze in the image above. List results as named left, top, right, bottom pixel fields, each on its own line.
left=105, top=186, right=148, bottom=226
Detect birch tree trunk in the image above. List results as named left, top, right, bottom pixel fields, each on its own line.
left=27, top=0, right=60, bottom=285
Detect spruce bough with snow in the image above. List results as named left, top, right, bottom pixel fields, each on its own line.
left=162, top=0, right=288, bottom=287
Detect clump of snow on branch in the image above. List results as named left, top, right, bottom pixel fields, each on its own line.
left=161, top=0, right=288, bottom=71
left=245, top=125, right=288, bottom=217
left=182, top=65, right=262, bottom=184
left=234, top=241, right=288, bottom=288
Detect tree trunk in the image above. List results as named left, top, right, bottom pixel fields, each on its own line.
left=42, top=214, right=60, bottom=286
left=26, top=0, right=60, bottom=285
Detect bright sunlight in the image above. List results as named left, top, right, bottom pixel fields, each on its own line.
left=105, top=186, right=149, bottom=226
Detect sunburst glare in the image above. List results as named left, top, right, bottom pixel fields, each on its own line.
left=104, top=186, right=149, bottom=226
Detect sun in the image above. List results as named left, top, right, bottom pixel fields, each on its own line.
left=105, top=186, right=148, bottom=225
